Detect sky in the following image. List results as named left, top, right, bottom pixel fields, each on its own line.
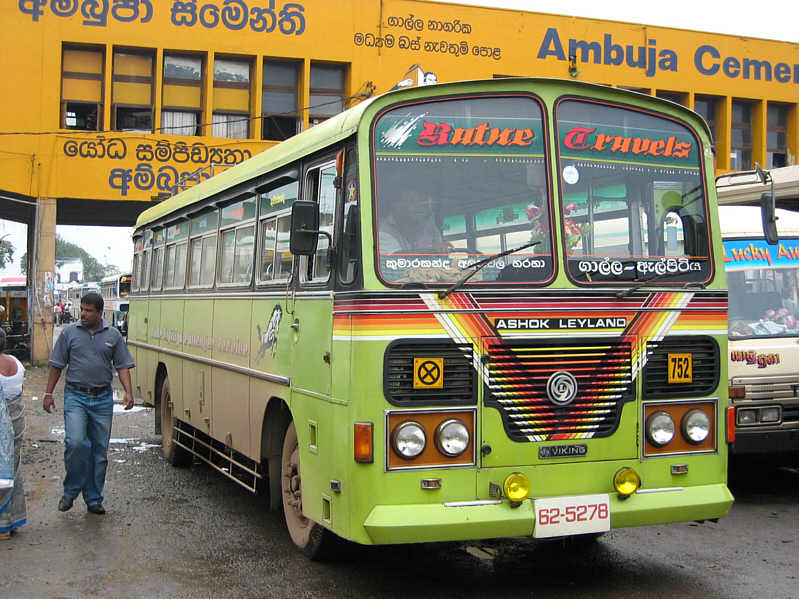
left=1, top=0, right=796, bottom=278
left=0, top=221, right=133, bottom=279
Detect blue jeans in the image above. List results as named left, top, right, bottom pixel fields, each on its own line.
left=63, top=387, right=113, bottom=505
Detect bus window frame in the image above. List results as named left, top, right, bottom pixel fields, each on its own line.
left=131, top=252, right=140, bottom=292
left=299, top=154, right=339, bottom=287
left=163, top=239, right=189, bottom=290
left=151, top=238, right=165, bottom=292
left=336, top=144, right=362, bottom=289
left=188, top=230, right=219, bottom=289
left=187, top=207, right=220, bottom=290
left=217, top=217, right=256, bottom=289
left=255, top=168, right=300, bottom=287
left=553, top=94, right=714, bottom=288
left=141, top=247, right=152, bottom=291
left=256, top=211, right=294, bottom=286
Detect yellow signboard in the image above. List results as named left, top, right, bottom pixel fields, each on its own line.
left=667, top=353, right=693, bottom=384
left=413, top=357, right=444, bottom=389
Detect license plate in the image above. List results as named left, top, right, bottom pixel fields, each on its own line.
left=667, top=353, right=693, bottom=383
left=533, top=494, right=611, bottom=538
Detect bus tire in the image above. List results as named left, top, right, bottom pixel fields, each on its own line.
left=281, top=421, right=339, bottom=560
left=160, top=376, right=192, bottom=468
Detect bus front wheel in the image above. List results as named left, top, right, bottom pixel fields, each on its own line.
left=160, top=376, right=192, bottom=467
left=281, top=421, right=338, bottom=560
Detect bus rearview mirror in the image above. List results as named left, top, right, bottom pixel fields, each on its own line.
left=760, top=192, right=778, bottom=245
left=290, top=200, right=320, bottom=256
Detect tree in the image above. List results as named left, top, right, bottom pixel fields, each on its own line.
left=20, top=235, right=109, bottom=281
left=0, top=235, right=14, bottom=269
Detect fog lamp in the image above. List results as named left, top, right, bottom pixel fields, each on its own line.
left=737, top=408, right=757, bottom=425
left=760, top=407, right=780, bottom=423
left=503, top=472, right=531, bottom=504
left=613, top=467, right=641, bottom=497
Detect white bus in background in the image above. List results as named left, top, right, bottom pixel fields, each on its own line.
left=66, top=281, right=100, bottom=322
left=718, top=166, right=799, bottom=463
left=100, top=273, right=131, bottom=335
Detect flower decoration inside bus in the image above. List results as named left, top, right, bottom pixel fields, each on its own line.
left=524, top=188, right=550, bottom=245
left=562, top=202, right=591, bottom=251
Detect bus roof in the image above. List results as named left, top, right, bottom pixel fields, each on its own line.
left=101, top=273, right=131, bottom=284
left=134, top=77, right=712, bottom=231
left=717, top=165, right=799, bottom=210
left=719, top=205, right=799, bottom=238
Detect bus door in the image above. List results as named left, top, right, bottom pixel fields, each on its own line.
left=290, top=163, right=337, bottom=397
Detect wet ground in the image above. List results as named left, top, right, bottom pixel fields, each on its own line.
left=2, top=362, right=798, bottom=599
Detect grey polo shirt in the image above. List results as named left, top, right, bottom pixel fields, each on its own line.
left=48, top=320, right=135, bottom=389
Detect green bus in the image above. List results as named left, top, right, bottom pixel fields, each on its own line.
left=129, top=78, right=733, bottom=558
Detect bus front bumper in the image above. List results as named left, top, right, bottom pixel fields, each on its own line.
left=362, top=483, right=733, bottom=545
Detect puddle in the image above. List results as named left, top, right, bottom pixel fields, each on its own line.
left=113, top=405, right=148, bottom=414
left=109, top=438, right=139, bottom=444
left=132, top=442, right=161, bottom=453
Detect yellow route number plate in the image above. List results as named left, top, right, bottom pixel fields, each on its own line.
left=667, top=353, right=693, bottom=383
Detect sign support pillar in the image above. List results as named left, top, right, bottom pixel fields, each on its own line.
left=31, top=197, right=56, bottom=365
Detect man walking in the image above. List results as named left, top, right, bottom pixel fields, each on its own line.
left=43, top=292, right=135, bottom=515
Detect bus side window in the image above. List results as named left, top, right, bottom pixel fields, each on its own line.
left=201, top=235, right=217, bottom=286
left=152, top=245, right=164, bottom=290
left=259, top=218, right=277, bottom=281
left=233, top=226, right=255, bottom=284
left=301, top=163, right=337, bottom=283
left=339, top=147, right=360, bottom=285
left=141, top=248, right=152, bottom=290
left=131, top=253, right=140, bottom=291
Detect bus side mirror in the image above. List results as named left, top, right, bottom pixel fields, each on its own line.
left=290, top=200, right=320, bottom=256
left=760, top=192, right=778, bottom=245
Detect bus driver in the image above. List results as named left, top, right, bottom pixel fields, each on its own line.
left=379, top=188, right=450, bottom=253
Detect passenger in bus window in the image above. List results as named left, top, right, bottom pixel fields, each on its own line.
left=379, top=188, right=449, bottom=253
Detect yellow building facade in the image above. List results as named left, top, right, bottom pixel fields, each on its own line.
left=2, top=0, right=798, bottom=210
left=1, top=0, right=798, bottom=361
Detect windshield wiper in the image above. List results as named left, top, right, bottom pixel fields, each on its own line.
left=439, top=241, right=539, bottom=299
left=615, top=272, right=706, bottom=299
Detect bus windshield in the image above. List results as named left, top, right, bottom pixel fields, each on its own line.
left=726, top=238, right=799, bottom=339
left=372, top=95, right=554, bottom=286
left=556, top=99, right=711, bottom=285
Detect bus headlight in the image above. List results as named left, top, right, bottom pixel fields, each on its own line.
left=760, top=407, right=780, bottom=423
left=646, top=411, right=675, bottom=447
left=681, top=409, right=711, bottom=444
left=435, top=419, right=470, bottom=457
left=391, top=421, right=426, bottom=460
left=737, top=408, right=757, bottom=425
